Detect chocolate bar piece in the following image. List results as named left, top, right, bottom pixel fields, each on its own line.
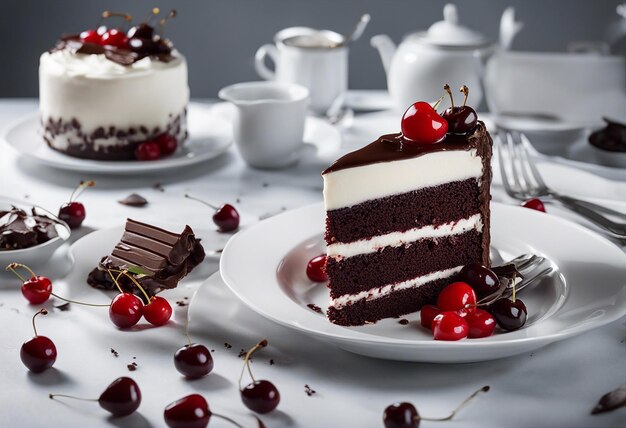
left=87, top=219, right=205, bottom=298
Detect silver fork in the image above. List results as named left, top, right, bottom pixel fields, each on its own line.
left=497, top=131, right=626, bottom=239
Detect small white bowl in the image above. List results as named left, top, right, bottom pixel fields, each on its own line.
left=0, top=198, right=71, bottom=269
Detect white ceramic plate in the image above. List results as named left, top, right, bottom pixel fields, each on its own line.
left=220, top=202, right=626, bottom=363
left=1, top=102, right=232, bottom=175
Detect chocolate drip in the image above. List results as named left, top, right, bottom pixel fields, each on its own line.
left=0, top=207, right=59, bottom=250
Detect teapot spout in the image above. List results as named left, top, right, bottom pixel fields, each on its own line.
left=370, top=34, right=396, bottom=76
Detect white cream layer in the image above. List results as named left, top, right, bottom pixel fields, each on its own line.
left=327, top=214, right=483, bottom=259
left=39, top=50, right=189, bottom=131
left=323, top=149, right=482, bottom=210
left=330, top=265, right=463, bottom=310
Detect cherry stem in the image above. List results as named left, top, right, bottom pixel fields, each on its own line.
left=108, top=269, right=151, bottom=303
left=185, top=310, right=192, bottom=346
left=69, top=180, right=95, bottom=203
left=49, top=393, right=97, bottom=402
left=6, top=262, right=36, bottom=282
left=185, top=194, right=218, bottom=210
left=419, top=386, right=490, bottom=422
left=158, top=9, right=177, bottom=28
left=432, top=94, right=446, bottom=111
left=238, top=339, right=269, bottom=390
left=213, top=413, right=245, bottom=428
left=107, top=270, right=126, bottom=294
left=444, top=84, right=454, bottom=109
left=145, top=7, right=160, bottom=23
left=460, top=85, right=469, bottom=107
left=50, top=292, right=110, bottom=308
left=512, top=281, right=517, bottom=302
left=32, top=308, right=48, bottom=337
left=100, top=11, right=132, bottom=25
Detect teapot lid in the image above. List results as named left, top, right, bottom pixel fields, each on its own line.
left=425, top=3, right=489, bottom=47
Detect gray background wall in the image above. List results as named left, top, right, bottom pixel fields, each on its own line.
left=1, top=0, right=622, bottom=98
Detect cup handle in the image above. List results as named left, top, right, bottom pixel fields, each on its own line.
left=254, top=44, right=278, bottom=80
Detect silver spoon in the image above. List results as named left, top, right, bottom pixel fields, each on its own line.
left=333, top=14, right=371, bottom=48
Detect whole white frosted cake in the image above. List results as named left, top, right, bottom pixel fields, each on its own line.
left=39, top=13, right=189, bottom=161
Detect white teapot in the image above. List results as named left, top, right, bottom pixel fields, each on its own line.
left=371, top=3, right=493, bottom=111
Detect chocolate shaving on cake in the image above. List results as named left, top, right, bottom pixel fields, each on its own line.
left=591, top=383, right=626, bottom=415
left=118, top=194, right=148, bottom=207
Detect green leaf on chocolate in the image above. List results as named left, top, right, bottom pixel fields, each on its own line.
left=127, top=266, right=152, bottom=277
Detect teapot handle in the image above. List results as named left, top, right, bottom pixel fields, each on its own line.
left=254, top=44, right=279, bottom=80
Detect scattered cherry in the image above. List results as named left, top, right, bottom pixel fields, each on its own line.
left=135, top=141, right=161, bottom=161
left=465, top=308, right=496, bottom=338
left=109, top=293, right=144, bottom=329
left=436, top=282, right=477, bottom=312
left=58, top=180, right=95, bottom=229
left=185, top=194, right=240, bottom=232
left=431, top=311, right=469, bottom=341
left=174, top=343, right=214, bottom=379
left=306, top=254, right=327, bottom=282
left=50, top=377, right=141, bottom=417
left=442, top=85, right=478, bottom=134
left=6, top=263, right=53, bottom=304
left=401, top=101, right=448, bottom=144
left=80, top=29, right=102, bottom=44
left=460, top=263, right=499, bottom=299
left=143, top=296, right=172, bottom=326
left=521, top=198, right=546, bottom=213
left=155, top=134, right=178, bottom=156
left=489, top=297, right=527, bottom=331
left=101, top=28, right=129, bottom=48
left=239, top=339, right=280, bottom=414
left=164, top=394, right=244, bottom=428
left=21, top=309, right=57, bottom=373
left=419, top=304, right=441, bottom=329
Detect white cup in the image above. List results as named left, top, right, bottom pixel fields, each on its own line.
left=255, top=27, right=348, bottom=114
left=218, top=81, right=309, bottom=169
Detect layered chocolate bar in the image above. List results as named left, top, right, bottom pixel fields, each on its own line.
left=87, top=219, right=205, bottom=298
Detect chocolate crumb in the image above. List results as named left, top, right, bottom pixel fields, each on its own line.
left=55, top=303, right=71, bottom=312
left=24, top=194, right=30, bottom=199
left=118, top=193, right=148, bottom=207
left=398, top=318, right=409, bottom=325
left=133, top=356, right=136, bottom=359
left=238, top=349, right=247, bottom=358
left=127, top=362, right=138, bottom=371
left=236, top=198, right=241, bottom=203
left=176, top=300, right=188, bottom=307
left=304, top=384, right=316, bottom=396
left=269, top=359, right=275, bottom=365
left=307, top=304, right=323, bottom=314
left=211, top=349, right=215, bottom=353
left=153, top=183, right=165, bottom=192
left=224, top=342, right=232, bottom=349
left=262, top=183, right=269, bottom=188
left=111, top=348, right=119, bottom=357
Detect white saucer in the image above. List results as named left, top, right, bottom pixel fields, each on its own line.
left=220, top=202, right=626, bottom=363
left=1, top=102, right=232, bottom=175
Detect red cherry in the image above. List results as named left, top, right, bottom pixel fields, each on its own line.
left=213, top=204, right=240, bottom=232
left=98, top=377, right=142, bottom=417
left=419, top=304, right=441, bottom=329
left=241, top=380, right=281, bottom=414
left=143, top=296, right=172, bottom=326
left=155, top=134, right=178, bottom=156
left=174, top=343, right=214, bottom=379
left=164, top=394, right=210, bottom=428
left=401, top=101, right=448, bottom=144
left=134, top=141, right=161, bottom=161
left=431, top=311, right=469, bottom=341
left=58, top=202, right=86, bottom=229
left=21, top=309, right=56, bottom=373
left=437, top=282, right=477, bottom=312
left=522, top=198, right=546, bottom=213
left=109, top=293, right=144, bottom=328
left=465, top=308, right=496, bottom=338
left=383, top=402, right=419, bottom=428
left=306, top=254, right=327, bottom=282
left=21, top=276, right=52, bottom=304
left=101, top=28, right=129, bottom=48
left=80, top=29, right=102, bottom=44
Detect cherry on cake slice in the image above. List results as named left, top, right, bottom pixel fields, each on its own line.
left=322, top=88, right=492, bottom=326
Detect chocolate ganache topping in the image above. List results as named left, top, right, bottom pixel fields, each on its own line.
left=589, top=117, right=626, bottom=153
left=0, top=207, right=59, bottom=250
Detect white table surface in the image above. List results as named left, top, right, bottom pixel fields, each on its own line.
left=0, top=99, right=624, bottom=428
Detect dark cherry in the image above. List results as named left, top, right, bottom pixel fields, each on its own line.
left=164, top=394, right=210, bottom=428
left=98, top=377, right=142, bottom=417
left=143, top=296, right=172, bottom=326
left=22, top=276, right=53, bottom=304
left=21, top=309, right=56, bottom=373
left=129, top=37, right=156, bottom=53
left=135, top=141, right=161, bottom=161
left=127, top=23, right=154, bottom=39
left=419, top=304, right=441, bottom=329
left=465, top=308, right=496, bottom=338
left=489, top=298, right=527, bottom=331
left=174, top=343, right=214, bottom=379
left=155, top=134, right=178, bottom=156
left=383, top=402, right=419, bottom=428
left=80, top=29, right=102, bottom=45
left=213, top=204, right=240, bottom=232
left=436, top=282, right=477, bottom=312
left=401, top=101, right=448, bottom=144
left=442, top=106, right=478, bottom=134
left=306, top=254, right=327, bottom=282
left=109, top=293, right=144, bottom=328
left=431, top=311, right=469, bottom=341
left=460, top=263, right=499, bottom=299
left=241, top=380, right=280, bottom=414
left=58, top=202, right=86, bottom=229
left=101, top=28, right=129, bottom=48
left=522, top=198, right=546, bottom=213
